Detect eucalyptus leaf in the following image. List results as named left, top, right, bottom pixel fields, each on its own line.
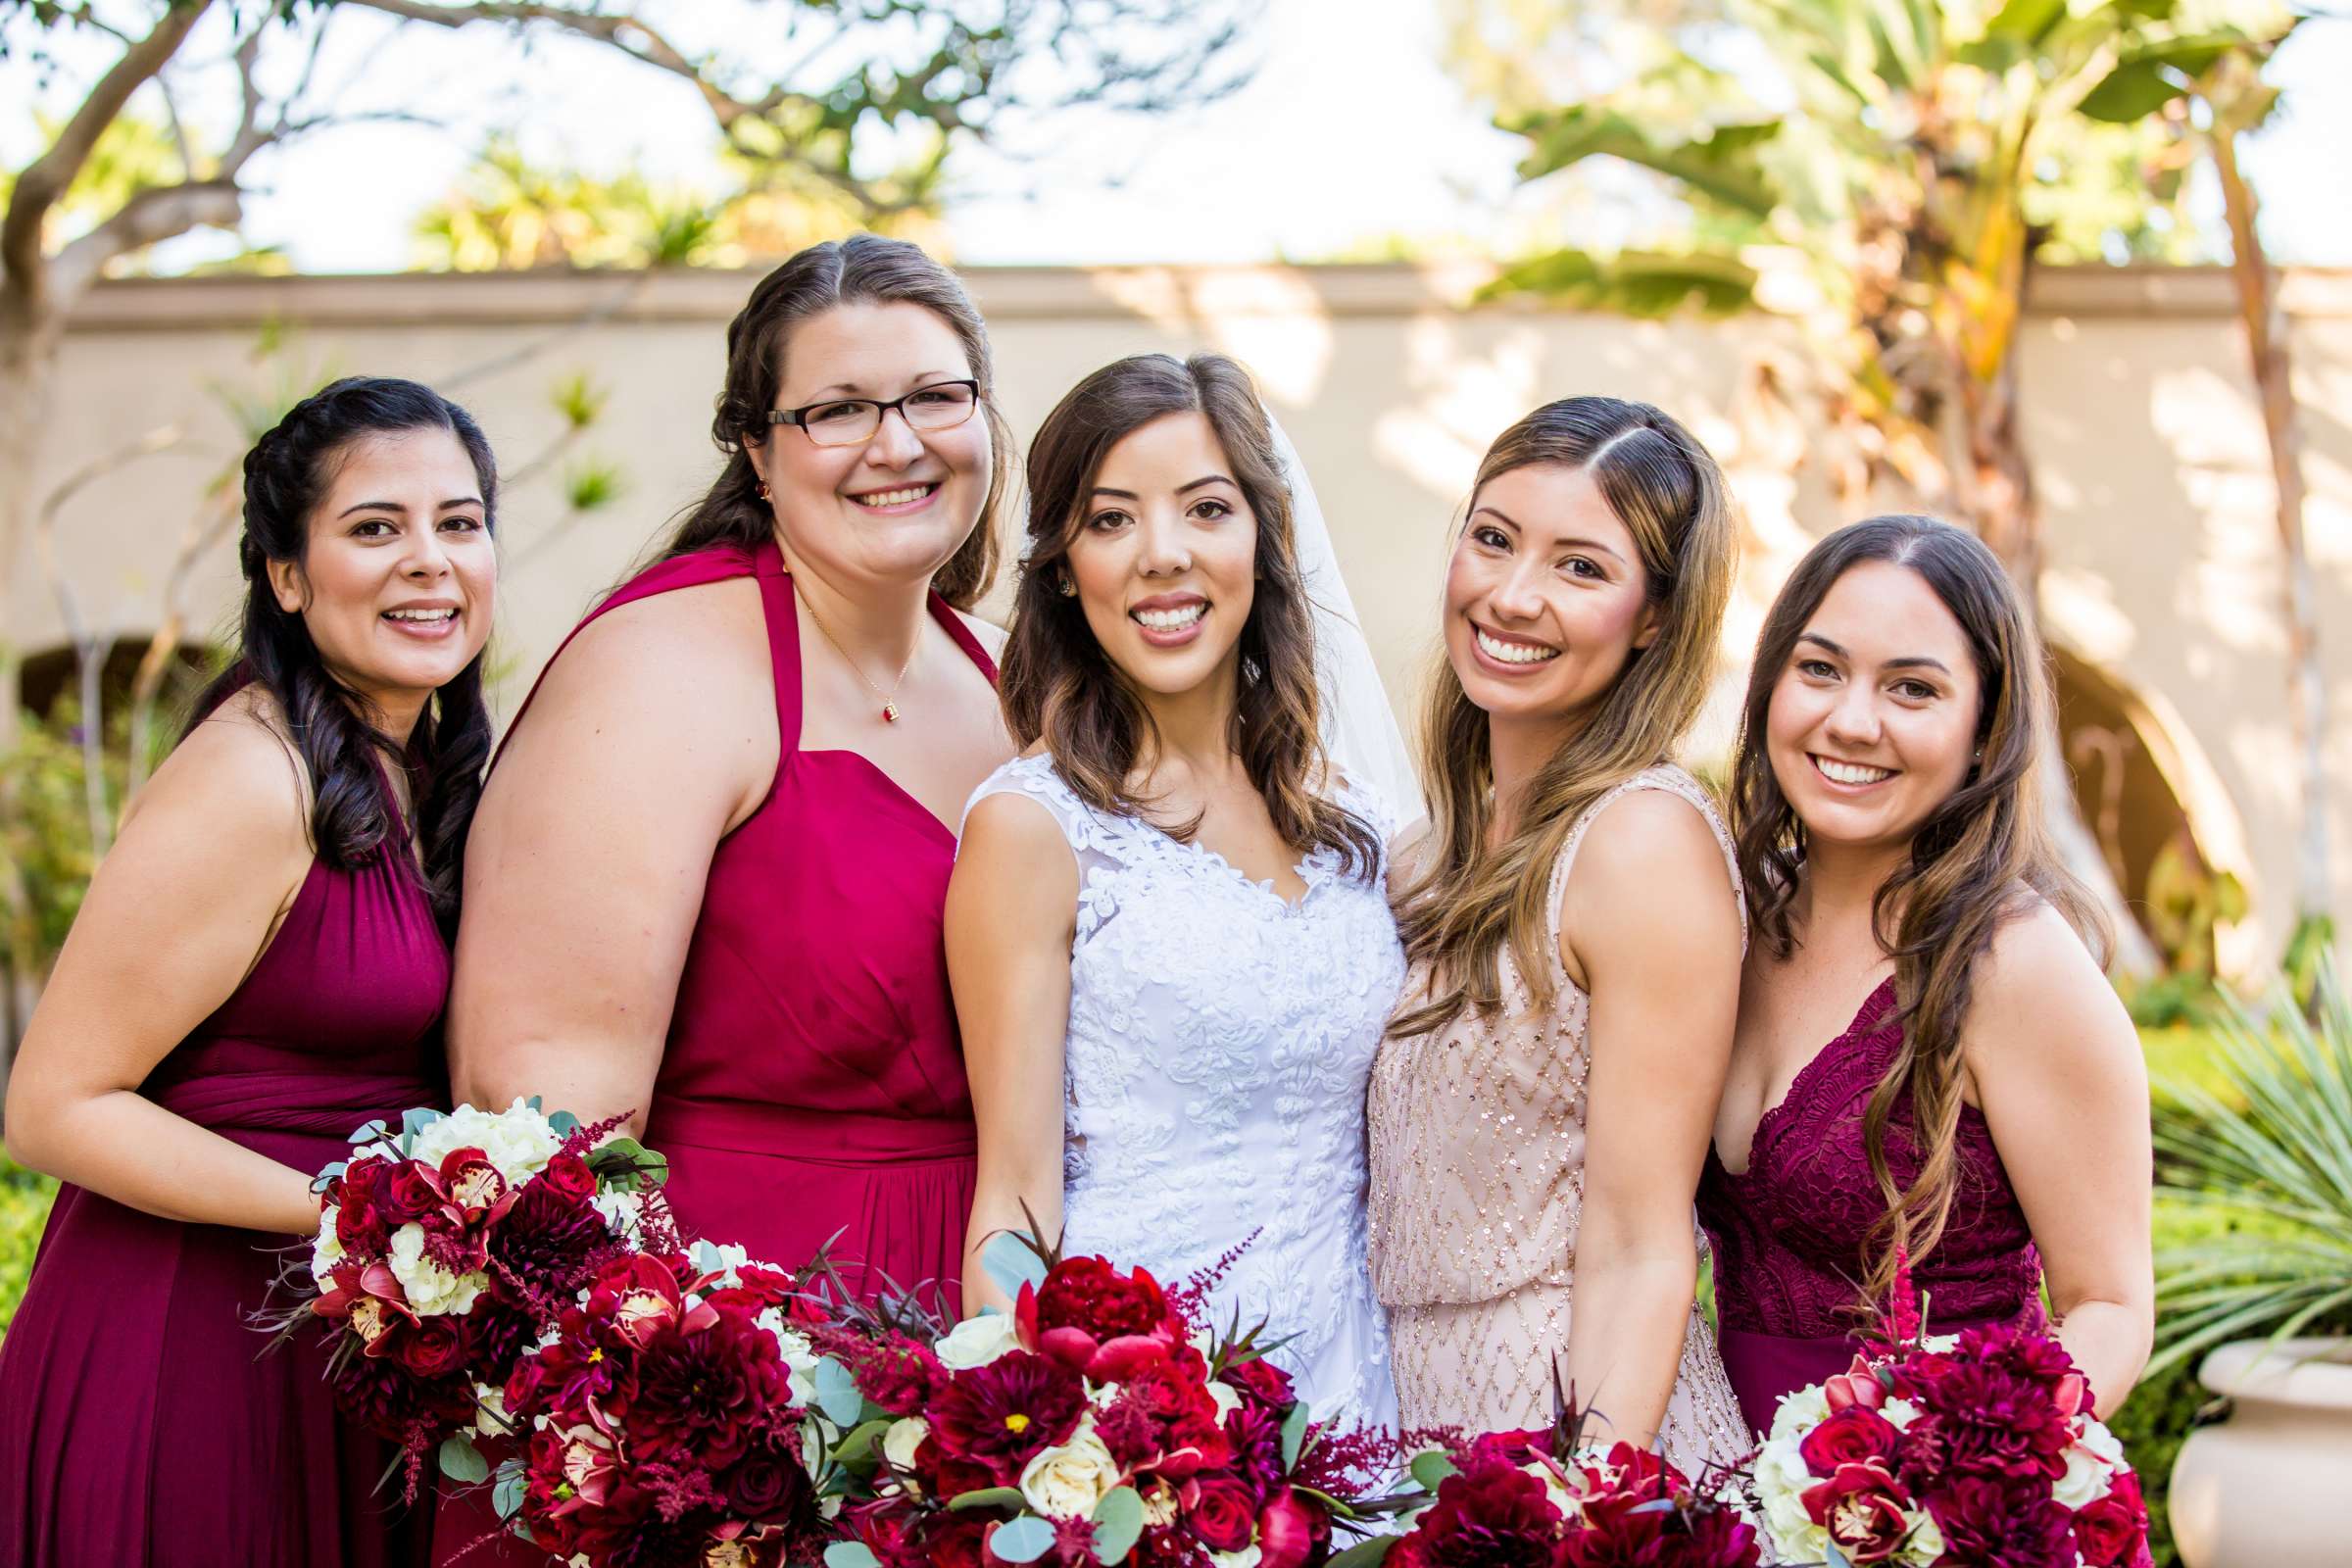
left=1091, top=1486, right=1144, bottom=1563
left=948, top=1486, right=1030, bottom=1513
left=826, top=1544, right=883, bottom=1568
left=437, top=1435, right=489, bottom=1485
left=1407, top=1450, right=1459, bottom=1494
left=492, top=1466, right=527, bottom=1520
left=548, top=1109, right=580, bottom=1137
left=1278, top=1401, right=1311, bottom=1469
left=813, top=1356, right=867, bottom=1426
left=981, top=1229, right=1049, bottom=1299
left=990, top=1516, right=1056, bottom=1564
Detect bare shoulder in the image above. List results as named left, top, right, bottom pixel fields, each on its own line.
left=512, top=577, right=770, bottom=748
left=954, top=607, right=1010, bottom=661
left=1570, top=784, right=1733, bottom=899
left=959, top=785, right=1073, bottom=864
left=1387, top=817, right=1436, bottom=899
left=1965, top=895, right=2135, bottom=1069
left=127, top=687, right=312, bottom=858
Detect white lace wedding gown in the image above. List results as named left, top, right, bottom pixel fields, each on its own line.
left=961, top=756, right=1407, bottom=1436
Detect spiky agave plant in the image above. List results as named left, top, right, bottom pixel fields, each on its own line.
left=2148, top=959, right=2352, bottom=1377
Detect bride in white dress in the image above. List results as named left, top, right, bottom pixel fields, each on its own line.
left=947, top=351, right=1412, bottom=1435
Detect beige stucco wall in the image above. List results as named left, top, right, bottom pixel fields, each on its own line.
left=17, top=263, right=2352, bottom=969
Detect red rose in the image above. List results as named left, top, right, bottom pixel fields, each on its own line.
left=534, top=1152, right=597, bottom=1205
left=1256, top=1488, right=1323, bottom=1568
left=1801, top=1461, right=1917, bottom=1565
left=1224, top=1355, right=1297, bottom=1412
left=2071, top=1470, right=2149, bottom=1567
left=394, top=1314, right=466, bottom=1380
left=1189, top=1480, right=1259, bottom=1553
left=1799, top=1405, right=1902, bottom=1476
left=928, top=1513, right=987, bottom=1568
left=378, top=1162, right=443, bottom=1224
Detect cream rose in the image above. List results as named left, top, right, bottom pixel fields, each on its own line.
left=310, top=1206, right=345, bottom=1289
left=937, top=1311, right=1022, bottom=1370
left=1210, top=1548, right=1262, bottom=1568
left=1019, top=1416, right=1122, bottom=1520
left=2053, top=1422, right=2127, bottom=1508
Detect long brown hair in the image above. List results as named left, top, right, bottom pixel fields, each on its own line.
left=997, top=352, right=1380, bottom=879
left=1391, top=396, right=1737, bottom=1037
left=659, top=233, right=1011, bottom=608
left=1731, top=514, right=2106, bottom=1298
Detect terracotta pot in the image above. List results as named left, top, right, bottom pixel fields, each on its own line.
left=2169, top=1337, right=2352, bottom=1567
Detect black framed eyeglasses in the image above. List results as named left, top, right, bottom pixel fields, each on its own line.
left=765, top=379, right=981, bottom=447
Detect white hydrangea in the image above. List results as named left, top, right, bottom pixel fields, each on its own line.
left=311, top=1206, right=345, bottom=1290
left=755, top=1306, right=822, bottom=1404
left=1207, top=1379, right=1244, bottom=1421
left=1209, top=1548, right=1262, bottom=1568
left=2053, top=1420, right=2127, bottom=1508
left=1883, top=1396, right=1923, bottom=1429
left=1019, top=1414, right=1121, bottom=1520
left=936, top=1311, right=1021, bottom=1369
left=410, top=1099, right=562, bottom=1183
left=1901, top=1514, right=1946, bottom=1565
left=1767, top=1386, right=1832, bottom=1445
left=387, top=1223, right=488, bottom=1316
left=1752, top=1435, right=1828, bottom=1563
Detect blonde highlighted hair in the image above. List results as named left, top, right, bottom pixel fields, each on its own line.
left=1390, top=396, right=1737, bottom=1038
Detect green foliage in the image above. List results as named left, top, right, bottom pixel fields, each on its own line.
left=2148, top=965, right=2352, bottom=1378
left=0, top=699, right=122, bottom=965
left=549, top=371, right=609, bottom=432
left=561, top=461, right=626, bottom=515
left=2115, top=1195, right=2237, bottom=1568
left=0, top=1156, right=57, bottom=1345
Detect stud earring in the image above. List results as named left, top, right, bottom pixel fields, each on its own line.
left=1057, top=574, right=1078, bottom=598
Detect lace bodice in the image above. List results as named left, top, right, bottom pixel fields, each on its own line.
left=963, top=754, right=1407, bottom=1437
left=1696, top=978, right=2042, bottom=1339
left=1366, top=765, right=1743, bottom=1307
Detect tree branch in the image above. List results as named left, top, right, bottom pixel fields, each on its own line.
left=48, top=180, right=243, bottom=309
left=2, top=0, right=216, bottom=313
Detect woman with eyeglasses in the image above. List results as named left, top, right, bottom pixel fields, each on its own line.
left=445, top=235, right=1015, bottom=1326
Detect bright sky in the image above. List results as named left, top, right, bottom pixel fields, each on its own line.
left=3, top=0, right=2347, bottom=271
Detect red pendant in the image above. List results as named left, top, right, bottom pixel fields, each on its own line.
left=883, top=702, right=900, bottom=723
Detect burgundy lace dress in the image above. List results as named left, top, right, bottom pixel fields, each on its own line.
left=1696, top=977, right=2043, bottom=1439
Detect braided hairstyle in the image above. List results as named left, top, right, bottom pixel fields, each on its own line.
left=184, top=376, right=498, bottom=927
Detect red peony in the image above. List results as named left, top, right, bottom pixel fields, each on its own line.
left=1255, top=1487, right=1325, bottom=1568
left=2070, top=1470, right=2149, bottom=1568
left=1798, top=1405, right=1902, bottom=1476
left=1801, top=1461, right=1916, bottom=1564
left=1036, top=1255, right=1175, bottom=1341
left=1188, top=1479, right=1259, bottom=1553
left=927, top=1349, right=1089, bottom=1484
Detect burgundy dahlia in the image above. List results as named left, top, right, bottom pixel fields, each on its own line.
left=1388, top=1457, right=1562, bottom=1568
left=927, top=1349, right=1088, bottom=1482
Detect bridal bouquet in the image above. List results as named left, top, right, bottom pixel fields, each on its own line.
left=486, top=1241, right=832, bottom=1566
left=1367, top=1424, right=1760, bottom=1568
left=1747, top=1267, right=2148, bottom=1567
left=291, top=1098, right=670, bottom=1499
left=816, top=1238, right=1403, bottom=1568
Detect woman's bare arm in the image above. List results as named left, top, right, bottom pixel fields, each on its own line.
left=948, top=789, right=1079, bottom=1314
left=1557, top=790, right=1745, bottom=1445
left=448, top=584, right=772, bottom=1134
left=1967, top=902, right=2155, bottom=1414
left=3, top=705, right=322, bottom=1234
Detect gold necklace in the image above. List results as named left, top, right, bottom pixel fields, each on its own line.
left=794, top=579, right=918, bottom=723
